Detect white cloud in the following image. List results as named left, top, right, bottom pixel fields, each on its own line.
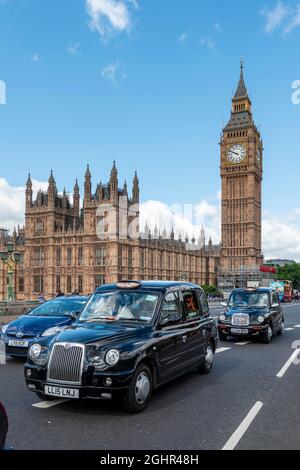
left=86, top=0, right=138, bottom=41
left=261, top=2, right=300, bottom=35
left=101, top=61, right=126, bottom=86
left=31, top=53, right=39, bottom=62
left=140, top=197, right=221, bottom=244
left=214, top=22, right=222, bottom=32
left=284, top=4, right=300, bottom=33
left=0, top=177, right=47, bottom=232
left=262, top=2, right=290, bottom=33
left=200, top=37, right=216, bottom=52
left=67, top=42, right=80, bottom=56
left=178, top=33, right=188, bottom=44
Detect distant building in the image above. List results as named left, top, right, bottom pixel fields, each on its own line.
left=265, top=259, right=296, bottom=267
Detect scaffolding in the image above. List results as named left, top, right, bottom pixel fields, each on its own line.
left=217, top=265, right=276, bottom=297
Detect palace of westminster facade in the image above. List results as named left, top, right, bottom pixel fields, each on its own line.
left=0, top=65, right=263, bottom=300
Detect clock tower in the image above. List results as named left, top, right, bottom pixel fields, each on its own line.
left=220, top=62, right=263, bottom=274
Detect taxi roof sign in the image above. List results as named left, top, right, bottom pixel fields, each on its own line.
left=116, top=281, right=141, bottom=289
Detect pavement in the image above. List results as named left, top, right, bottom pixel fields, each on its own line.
left=0, top=303, right=300, bottom=450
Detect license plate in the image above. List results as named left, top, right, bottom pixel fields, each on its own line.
left=45, top=385, right=79, bottom=399
left=231, top=328, right=248, bottom=334
left=8, top=339, right=29, bottom=347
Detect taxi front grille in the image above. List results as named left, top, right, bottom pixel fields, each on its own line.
left=231, top=314, right=249, bottom=326
left=47, top=343, right=84, bottom=385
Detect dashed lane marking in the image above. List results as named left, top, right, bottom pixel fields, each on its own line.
left=276, top=350, right=300, bottom=379
left=234, top=342, right=251, bottom=346
left=222, top=401, right=263, bottom=451
left=284, top=328, right=294, bottom=331
left=32, top=399, right=68, bottom=409
left=294, top=325, right=300, bottom=328
left=216, top=347, right=231, bottom=354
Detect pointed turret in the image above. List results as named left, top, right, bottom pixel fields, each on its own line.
left=84, top=165, right=92, bottom=204
left=123, top=180, right=128, bottom=196
left=48, top=170, right=56, bottom=208
left=224, top=61, right=253, bottom=131
left=132, top=171, right=139, bottom=205
left=25, top=173, right=33, bottom=210
left=233, top=60, right=249, bottom=100
left=109, top=161, right=118, bottom=204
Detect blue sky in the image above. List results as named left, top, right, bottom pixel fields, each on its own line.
left=1, top=0, right=300, bottom=258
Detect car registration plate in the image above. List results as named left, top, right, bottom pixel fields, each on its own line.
left=45, top=385, right=79, bottom=399
left=231, top=328, right=248, bottom=334
left=8, top=339, right=29, bottom=347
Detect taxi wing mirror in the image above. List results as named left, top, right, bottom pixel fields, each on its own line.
left=272, top=303, right=280, bottom=308
left=67, top=311, right=81, bottom=321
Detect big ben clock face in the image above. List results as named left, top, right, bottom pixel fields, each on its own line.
left=227, top=144, right=246, bottom=164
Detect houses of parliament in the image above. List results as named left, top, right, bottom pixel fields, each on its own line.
left=0, top=65, right=263, bottom=300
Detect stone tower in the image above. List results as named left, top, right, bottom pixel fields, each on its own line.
left=220, top=62, right=263, bottom=272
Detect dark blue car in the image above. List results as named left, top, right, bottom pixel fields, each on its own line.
left=0, top=296, right=88, bottom=358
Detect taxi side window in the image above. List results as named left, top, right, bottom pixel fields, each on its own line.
left=160, top=291, right=182, bottom=324
left=197, top=290, right=209, bottom=317
left=182, top=290, right=201, bottom=321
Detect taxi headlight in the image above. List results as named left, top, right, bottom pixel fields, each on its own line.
left=41, top=326, right=64, bottom=337
left=105, top=349, right=120, bottom=367
left=1, top=324, right=8, bottom=335
left=219, top=314, right=226, bottom=322
left=257, top=315, right=265, bottom=324
left=29, top=343, right=42, bottom=360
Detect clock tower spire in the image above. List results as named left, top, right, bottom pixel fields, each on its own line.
left=220, top=62, right=263, bottom=279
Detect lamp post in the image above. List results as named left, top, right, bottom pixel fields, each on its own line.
left=0, top=241, right=21, bottom=301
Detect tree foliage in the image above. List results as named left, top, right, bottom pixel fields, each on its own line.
left=277, top=263, right=300, bottom=289
left=201, top=285, right=222, bottom=297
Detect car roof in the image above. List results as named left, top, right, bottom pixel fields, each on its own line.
left=231, top=288, right=273, bottom=293
left=95, top=281, right=202, bottom=294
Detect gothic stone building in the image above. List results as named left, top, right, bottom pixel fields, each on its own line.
left=0, top=65, right=263, bottom=300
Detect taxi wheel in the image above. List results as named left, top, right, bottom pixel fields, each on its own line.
left=198, top=342, right=214, bottom=374
left=123, top=363, right=152, bottom=413
left=277, top=318, right=284, bottom=336
left=261, top=324, right=273, bottom=344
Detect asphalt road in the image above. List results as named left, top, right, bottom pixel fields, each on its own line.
left=0, top=303, right=300, bottom=450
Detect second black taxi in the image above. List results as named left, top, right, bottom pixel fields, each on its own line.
left=25, top=281, right=218, bottom=412
left=217, top=287, right=284, bottom=343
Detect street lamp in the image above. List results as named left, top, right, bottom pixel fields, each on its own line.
left=0, top=242, right=21, bottom=301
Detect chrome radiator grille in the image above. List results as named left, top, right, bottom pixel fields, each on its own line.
left=47, top=343, right=84, bottom=385
left=231, top=314, right=249, bottom=326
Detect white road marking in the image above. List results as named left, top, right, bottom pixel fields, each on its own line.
left=294, top=325, right=300, bottom=328
left=276, top=350, right=300, bottom=378
left=222, top=401, right=263, bottom=451
left=284, top=328, right=294, bottom=331
left=32, top=399, right=68, bottom=409
left=216, top=347, right=231, bottom=354
left=234, top=342, right=251, bottom=346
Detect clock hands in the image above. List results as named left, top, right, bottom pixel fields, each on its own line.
left=230, top=150, right=239, bottom=156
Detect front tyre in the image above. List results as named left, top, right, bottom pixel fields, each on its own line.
left=277, top=318, right=284, bottom=336
left=123, top=363, right=152, bottom=413
left=261, top=324, right=273, bottom=344
left=198, top=343, right=214, bottom=374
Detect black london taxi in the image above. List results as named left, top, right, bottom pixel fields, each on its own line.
left=217, top=287, right=284, bottom=343
left=24, top=281, right=218, bottom=413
